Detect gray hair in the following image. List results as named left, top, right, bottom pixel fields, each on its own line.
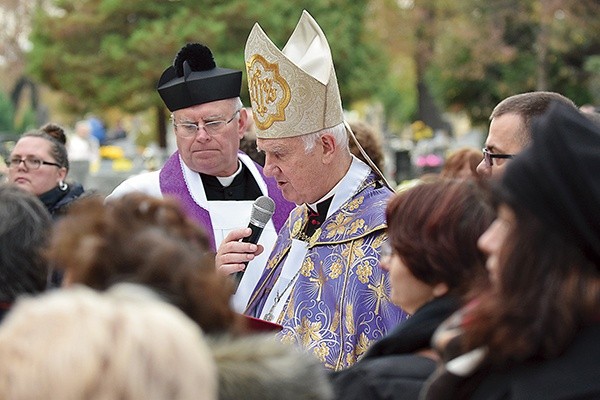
left=301, top=122, right=349, bottom=153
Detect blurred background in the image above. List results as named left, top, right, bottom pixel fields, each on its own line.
left=1, top=0, right=599, bottom=195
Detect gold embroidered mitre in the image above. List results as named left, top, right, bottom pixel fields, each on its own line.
left=244, top=10, right=344, bottom=139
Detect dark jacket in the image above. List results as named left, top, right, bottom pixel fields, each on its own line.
left=422, top=323, right=600, bottom=400
left=38, top=182, right=85, bottom=219
left=329, top=296, right=459, bottom=400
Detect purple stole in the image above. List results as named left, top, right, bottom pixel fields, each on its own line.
left=159, top=151, right=295, bottom=250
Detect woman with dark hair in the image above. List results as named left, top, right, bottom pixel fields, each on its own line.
left=422, top=102, right=600, bottom=399
left=329, top=178, right=495, bottom=400
left=7, top=126, right=84, bottom=219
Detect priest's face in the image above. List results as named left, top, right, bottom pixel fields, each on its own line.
left=173, top=99, right=247, bottom=177
left=257, top=135, right=327, bottom=205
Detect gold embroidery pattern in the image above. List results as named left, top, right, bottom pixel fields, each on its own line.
left=297, top=316, right=322, bottom=347
left=325, top=214, right=354, bottom=238
left=301, top=257, right=315, bottom=277
left=356, top=260, right=373, bottom=284
left=367, top=275, right=389, bottom=315
left=314, top=342, right=330, bottom=363
left=246, top=54, right=291, bottom=130
left=346, top=196, right=364, bottom=211
left=344, top=303, right=355, bottom=335
left=328, top=259, right=343, bottom=279
left=354, top=333, right=371, bottom=360
left=348, top=219, right=365, bottom=235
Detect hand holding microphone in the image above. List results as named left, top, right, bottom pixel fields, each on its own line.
left=232, top=196, right=275, bottom=289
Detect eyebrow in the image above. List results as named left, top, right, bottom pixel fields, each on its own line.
left=176, top=113, right=226, bottom=123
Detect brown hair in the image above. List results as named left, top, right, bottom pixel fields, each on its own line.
left=20, top=129, right=69, bottom=170
left=40, top=123, right=67, bottom=145
left=348, top=121, right=385, bottom=171
left=386, top=179, right=494, bottom=298
left=440, top=147, right=482, bottom=179
left=490, top=92, right=577, bottom=146
left=47, top=193, right=242, bottom=334
left=463, top=198, right=600, bottom=366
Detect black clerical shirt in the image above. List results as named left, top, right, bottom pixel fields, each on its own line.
left=200, top=163, right=262, bottom=201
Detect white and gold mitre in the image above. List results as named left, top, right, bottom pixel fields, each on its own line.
left=245, top=10, right=344, bottom=139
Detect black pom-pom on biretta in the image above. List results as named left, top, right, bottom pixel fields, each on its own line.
left=174, top=43, right=217, bottom=77
left=157, top=42, right=242, bottom=112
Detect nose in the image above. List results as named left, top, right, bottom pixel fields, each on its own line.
left=193, top=127, right=211, bottom=142
left=262, top=156, right=277, bottom=177
left=477, top=224, right=495, bottom=256
left=476, top=159, right=491, bottom=177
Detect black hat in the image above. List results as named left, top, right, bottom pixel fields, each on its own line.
left=157, top=43, right=242, bottom=112
left=502, top=101, right=600, bottom=266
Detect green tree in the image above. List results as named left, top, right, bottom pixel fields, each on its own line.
left=0, top=91, right=15, bottom=133
left=27, top=0, right=391, bottom=147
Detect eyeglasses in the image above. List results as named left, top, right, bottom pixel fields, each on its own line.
left=8, top=157, right=62, bottom=170
left=482, top=148, right=515, bottom=167
left=173, top=109, right=241, bottom=138
left=380, top=241, right=394, bottom=260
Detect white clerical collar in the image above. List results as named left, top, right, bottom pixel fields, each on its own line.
left=308, top=156, right=370, bottom=218
left=216, top=161, right=242, bottom=187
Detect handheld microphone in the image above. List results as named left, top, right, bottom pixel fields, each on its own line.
left=233, top=196, right=276, bottom=290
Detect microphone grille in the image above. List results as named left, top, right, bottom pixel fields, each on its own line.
left=251, top=196, right=276, bottom=225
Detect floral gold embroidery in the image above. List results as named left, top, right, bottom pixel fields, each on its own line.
left=328, top=259, right=343, bottom=279
left=348, top=219, right=365, bottom=235
left=301, top=257, right=315, bottom=276
left=356, top=260, right=373, bottom=284
left=346, top=196, right=364, bottom=211
left=297, top=317, right=322, bottom=347
left=280, top=330, right=294, bottom=345
left=313, top=342, right=330, bottom=362
left=325, top=214, right=353, bottom=238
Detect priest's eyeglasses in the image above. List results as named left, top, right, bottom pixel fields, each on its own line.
left=482, top=148, right=515, bottom=167
left=8, top=157, right=62, bottom=170
left=172, top=109, right=240, bottom=138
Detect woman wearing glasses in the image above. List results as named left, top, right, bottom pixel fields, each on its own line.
left=7, top=127, right=85, bottom=219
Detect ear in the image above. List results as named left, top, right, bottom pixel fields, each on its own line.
left=237, top=108, right=249, bottom=140
left=432, top=282, right=449, bottom=298
left=320, top=133, right=337, bottom=164
left=58, top=167, right=68, bottom=182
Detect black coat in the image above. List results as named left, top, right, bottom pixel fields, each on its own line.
left=471, top=323, right=600, bottom=400
left=422, top=323, right=600, bottom=400
left=38, top=182, right=85, bottom=219
left=329, top=296, right=459, bottom=400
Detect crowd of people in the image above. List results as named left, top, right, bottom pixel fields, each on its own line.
left=1, top=9, right=599, bottom=400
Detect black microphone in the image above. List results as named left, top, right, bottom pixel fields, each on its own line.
left=233, top=196, right=276, bottom=290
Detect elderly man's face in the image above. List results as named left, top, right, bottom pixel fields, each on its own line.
left=173, top=99, right=246, bottom=177
left=476, top=113, right=527, bottom=179
left=257, top=135, right=326, bottom=205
